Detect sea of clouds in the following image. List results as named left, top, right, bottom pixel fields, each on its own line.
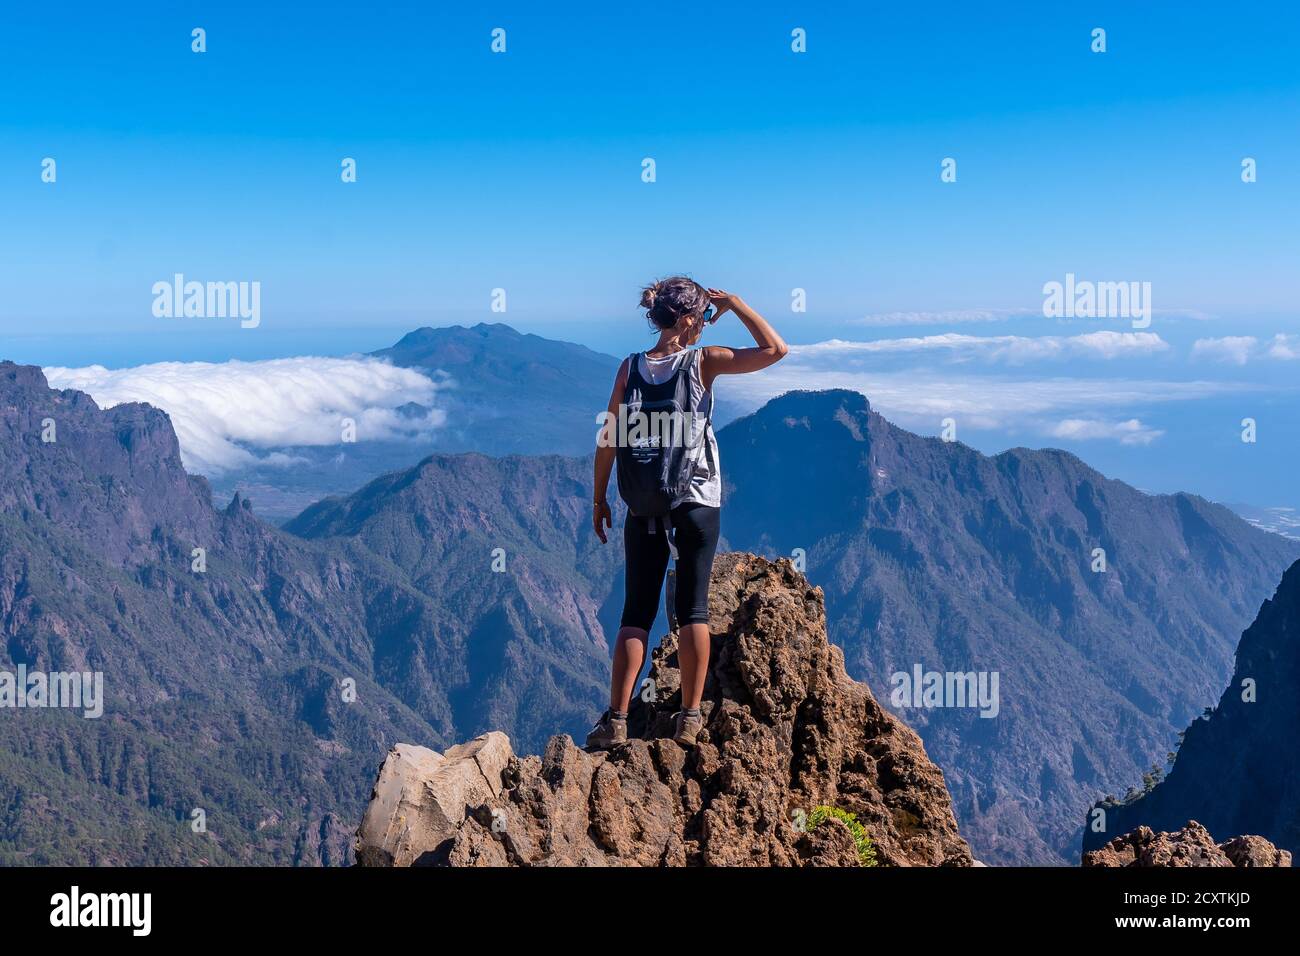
left=44, top=357, right=447, bottom=475
left=42, top=326, right=1291, bottom=478
left=716, top=330, right=1257, bottom=444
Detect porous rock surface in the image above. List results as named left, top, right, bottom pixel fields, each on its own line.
left=356, top=553, right=973, bottom=867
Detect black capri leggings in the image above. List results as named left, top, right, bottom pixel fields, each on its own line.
left=620, top=503, right=721, bottom=633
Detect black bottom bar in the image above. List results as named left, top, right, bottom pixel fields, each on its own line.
left=0, top=866, right=1290, bottom=942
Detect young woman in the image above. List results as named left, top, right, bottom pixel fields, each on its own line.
left=588, top=277, right=788, bottom=748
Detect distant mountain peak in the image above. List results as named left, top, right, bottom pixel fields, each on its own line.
left=357, top=324, right=618, bottom=460
left=374, top=322, right=614, bottom=366
left=468, top=321, right=519, bottom=334
left=385, top=322, right=529, bottom=352
left=755, top=388, right=872, bottom=415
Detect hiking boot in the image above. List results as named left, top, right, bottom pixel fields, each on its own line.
left=672, top=710, right=704, bottom=747
left=585, top=710, right=627, bottom=750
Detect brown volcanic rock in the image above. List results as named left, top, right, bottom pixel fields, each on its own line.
left=1082, top=821, right=1292, bottom=867
left=357, top=552, right=973, bottom=867
left=1220, top=834, right=1292, bottom=868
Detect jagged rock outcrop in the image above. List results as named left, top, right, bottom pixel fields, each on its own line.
left=1082, top=821, right=1292, bottom=867
left=356, top=553, right=973, bottom=867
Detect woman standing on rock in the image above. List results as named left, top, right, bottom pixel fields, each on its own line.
left=588, top=277, right=788, bottom=749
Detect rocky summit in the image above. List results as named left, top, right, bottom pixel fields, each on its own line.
left=1082, top=821, right=1292, bottom=868
left=356, top=552, right=973, bottom=867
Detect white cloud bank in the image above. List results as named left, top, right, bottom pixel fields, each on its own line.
left=725, top=367, right=1239, bottom=433
left=1050, top=418, right=1165, bottom=446
left=791, top=331, right=1168, bottom=365
left=850, top=308, right=1214, bottom=328
left=1191, top=336, right=1257, bottom=365
left=718, top=331, right=1259, bottom=445
left=1192, top=333, right=1300, bottom=364
left=1268, top=334, right=1300, bottom=360
left=850, top=309, right=1034, bottom=327
left=44, top=357, right=446, bottom=475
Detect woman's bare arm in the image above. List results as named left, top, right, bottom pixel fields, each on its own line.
left=699, top=289, right=788, bottom=390
left=592, top=357, right=629, bottom=543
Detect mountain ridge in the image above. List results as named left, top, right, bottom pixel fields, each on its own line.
left=0, top=361, right=610, bottom=863
left=3, top=357, right=1296, bottom=865
left=715, top=387, right=1300, bottom=863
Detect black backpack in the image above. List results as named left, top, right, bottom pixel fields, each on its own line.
left=614, top=350, right=707, bottom=518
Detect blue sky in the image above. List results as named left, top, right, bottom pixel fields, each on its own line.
left=3, top=1, right=1299, bottom=522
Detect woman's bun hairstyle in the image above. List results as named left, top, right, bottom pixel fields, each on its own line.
left=641, top=276, right=708, bottom=331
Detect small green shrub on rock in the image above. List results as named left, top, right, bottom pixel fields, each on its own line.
left=809, top=805, right=878, bottom=867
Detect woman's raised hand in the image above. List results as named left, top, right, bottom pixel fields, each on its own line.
left=705, top=288, right=735, bottom=322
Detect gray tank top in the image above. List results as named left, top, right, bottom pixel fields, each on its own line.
left=637, top=349, right=722, bottom=508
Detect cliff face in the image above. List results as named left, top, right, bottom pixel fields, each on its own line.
left=1082, top=559, right=1300, bottom=858
left=356, top=553, right=973, bottom=867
